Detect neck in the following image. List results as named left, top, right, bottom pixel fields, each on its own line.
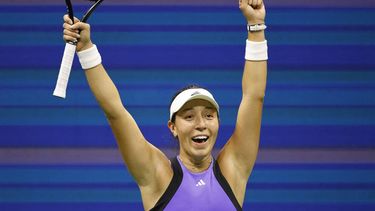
left=178, top=154, right=212, bottom=173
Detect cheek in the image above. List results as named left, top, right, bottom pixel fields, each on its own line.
left=209, top=120, right=220, bottom=131
left=175, top=122, right=193, bottom=136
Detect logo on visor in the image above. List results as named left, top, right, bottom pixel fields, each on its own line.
left=191, top=91, right=201, bottom=96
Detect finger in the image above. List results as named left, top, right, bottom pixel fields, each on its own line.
left=63, top=14, right=73, bottom=25
left=63, top=15, right=81, bottom=25
left=73, top=17, right=80, bottom=24
left=64, top=28, right=80, bottom=38
left=239, top=0, right=248, bottom=10
left=240, top=0, right=249, bottom=8
left=63, top=34, right=78, bottom=43
left=260, top=0, right=264, bottom=8
left=62, top=23, right=79, bottom=34
left=250, top=0, right=257, bottom=8
left=252, top=0, right=263, bottom=9
left=70, top=22, right=90, bottom=32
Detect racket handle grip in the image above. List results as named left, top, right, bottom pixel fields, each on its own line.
left=53, top=43, right=77, bottom=98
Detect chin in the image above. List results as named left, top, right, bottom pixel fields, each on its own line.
left=190, top=144, right=214, bottom=158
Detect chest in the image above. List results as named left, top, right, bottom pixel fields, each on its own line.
left=164, top=169, right=236, bottom=211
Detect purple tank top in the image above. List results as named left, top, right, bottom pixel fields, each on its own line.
left=152, top=156, right=241, bottom=211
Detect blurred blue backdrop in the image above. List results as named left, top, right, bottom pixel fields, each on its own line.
left=0, top=0, right=374, bottom=210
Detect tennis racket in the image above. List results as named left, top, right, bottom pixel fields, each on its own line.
left=53, top=0, right=104, bottom=99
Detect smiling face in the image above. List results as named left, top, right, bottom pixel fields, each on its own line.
left=168, top=99, right=219, bottom=163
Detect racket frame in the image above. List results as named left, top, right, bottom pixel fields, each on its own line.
left=53, top=0, right=104, bottom=98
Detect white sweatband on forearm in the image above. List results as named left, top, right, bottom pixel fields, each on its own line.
left=245, top=40, right=268, bottom=61
left=77, top=44, right=102, bottom=70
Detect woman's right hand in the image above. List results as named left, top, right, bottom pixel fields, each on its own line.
left=62, top=14, right=93, bottom=52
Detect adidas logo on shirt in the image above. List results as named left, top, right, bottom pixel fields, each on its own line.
left=195, top=179, right=206, bottom=187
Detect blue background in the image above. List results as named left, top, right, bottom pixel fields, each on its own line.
left=0, top=0, right=374, bottom=210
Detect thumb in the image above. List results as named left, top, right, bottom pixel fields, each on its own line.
left=70, top=22, right=90, bottom=31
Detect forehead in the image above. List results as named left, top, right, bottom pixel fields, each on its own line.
left=178, top=99, right=217, bottom=112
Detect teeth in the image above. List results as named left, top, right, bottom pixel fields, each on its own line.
left=194, top=135, right=208, bottom=140
left=192, top=135, right=209, bottom=143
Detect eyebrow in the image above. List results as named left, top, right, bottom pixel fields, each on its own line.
left=179, top=106, right=215, bottom=114
left=179, top=108, right=193, bottom=114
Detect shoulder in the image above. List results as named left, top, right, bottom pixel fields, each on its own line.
left=146, top=157, right=183, bottom=211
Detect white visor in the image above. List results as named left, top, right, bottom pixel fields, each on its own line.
left=169, top=88, right=219, bottom=120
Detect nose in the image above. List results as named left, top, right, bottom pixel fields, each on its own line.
left=195, top=116, right=206, bottom=131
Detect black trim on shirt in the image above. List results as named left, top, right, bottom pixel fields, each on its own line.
left=213, top=160, right=243, bottom=211
left=150, top=157, right=242, bottom=211
left=149, top=157, right=183, bottom=211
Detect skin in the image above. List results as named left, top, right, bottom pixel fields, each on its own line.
left=168, top=99, right=219, bottom=173
left=63, top=0, right=267, bottom=210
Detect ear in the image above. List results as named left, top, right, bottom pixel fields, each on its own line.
left=168, top=120, right=178, bottom=138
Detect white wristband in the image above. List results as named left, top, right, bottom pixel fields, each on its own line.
left=77, top=44, right=102, bottom=70
left=245, top=40, right=268, bottom=61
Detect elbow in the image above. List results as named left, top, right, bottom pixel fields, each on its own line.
left=104, top=108, right=126, bottom=122
left=104, top=110, right=118, bottom=121
left=255, top=92, right=266, bottom=102
left=243, top=90, right=265, bottom=103
left=101, top=100, right=125, bottom=121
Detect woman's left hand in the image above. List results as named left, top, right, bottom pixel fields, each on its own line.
left=239, top=0, right=266, bottom=25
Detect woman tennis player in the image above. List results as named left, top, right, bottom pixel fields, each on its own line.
left=63, top=0, right=267, bottom=210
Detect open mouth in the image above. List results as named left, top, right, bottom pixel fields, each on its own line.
left=191, top=135, right=209, bottom=143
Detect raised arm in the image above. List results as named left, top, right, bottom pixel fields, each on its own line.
left=217, top=0, right=267, bottom=205
left=62, top=16, right=172, bottom=196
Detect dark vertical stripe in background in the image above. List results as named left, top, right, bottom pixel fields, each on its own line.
left=0, top=0, right=374, bottom=210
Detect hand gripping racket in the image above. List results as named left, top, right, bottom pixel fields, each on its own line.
left=53, top=0, right=104, bottom=99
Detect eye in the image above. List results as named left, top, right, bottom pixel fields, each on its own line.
left=205, top=113, right=214, bottom=119
left=184, top=114, right=194, bottom=120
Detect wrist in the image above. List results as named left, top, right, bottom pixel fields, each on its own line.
left=77, top=41, right=94, bottom=52
left=245, top=40, right=268, bottom=61
left=248, top=30, right=265, bottom=42
left=77, top=44, right=102, bottom=70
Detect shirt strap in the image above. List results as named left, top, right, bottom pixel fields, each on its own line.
left=150, top=157, right=183, bottom=211
left=213, top=160, right=243, bottom=211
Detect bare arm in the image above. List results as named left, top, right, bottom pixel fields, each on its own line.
left=217, top=0, right=267, bottom=204
left=229, top=31, right=266, bottom=175
left=62, top=16, right=172, bottom=191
